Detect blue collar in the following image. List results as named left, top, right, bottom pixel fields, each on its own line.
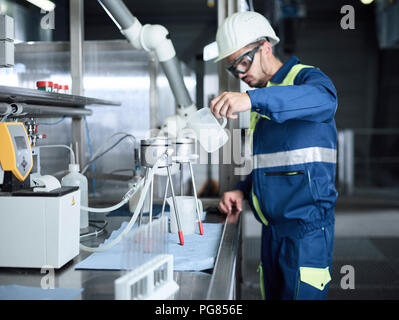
left=269, top=56, right=300, bottom=84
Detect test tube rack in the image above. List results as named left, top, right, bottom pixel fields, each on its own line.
left=114, top=254, right=178, bottom=300
left=115, top=216, right=179, bottom=300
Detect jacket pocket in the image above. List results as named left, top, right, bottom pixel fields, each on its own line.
left=297, top=266, right=331, bottom=296
left=265, top=170, right=304, bottom=176
left=257, top=169, right=316, bottom=223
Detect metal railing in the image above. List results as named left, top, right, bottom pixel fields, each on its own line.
left=337, top=128, right=399, bottom=199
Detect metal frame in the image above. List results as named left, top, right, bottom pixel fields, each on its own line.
left=337, top=128, right=399, bottom=199
left=70, top=0, right=85, bottom=168
left=217, top=0, right=241, bottom=195
left=206, top=213, right=241, bottom=300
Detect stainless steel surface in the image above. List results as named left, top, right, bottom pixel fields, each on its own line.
left=70, top=0, right=84, bottom=97
left=140, top=137, right=171, bottom=168
left=10, top=103, right=92, bottom=118
left=173, top=272, right=211, bottom=300
left=83, top=41, right=162, bottom=199
left=173, top=137, right=196, bottom=159
left=217, top=0, right=241, bottom=196
left=71, top=118, right=85, bottom=168
left=207, top=211, right=241, bottom=300
left=0, top=102, right=10, bottom=114
left=0, top=85, right=120, bottom=108
left=0, top=199, right=240, bottom=300
left=173, top=137, right=196, bottom=200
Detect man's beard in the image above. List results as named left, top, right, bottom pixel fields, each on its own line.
left=244, top=76, right=266, bottom=88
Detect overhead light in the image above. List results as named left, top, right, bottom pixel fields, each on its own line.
left=0, top=3, right=8, bottom=13
left=26, top=0, right=56, bottom=11
left=360, top=0, right=375, bottom=4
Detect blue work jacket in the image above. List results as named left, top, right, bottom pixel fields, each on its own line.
left=236, top=56, right=338, bottom=235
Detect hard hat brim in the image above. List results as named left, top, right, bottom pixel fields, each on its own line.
left=213, top=49, right=237, bottom=63
left=213, top=36, right=280, bottom=63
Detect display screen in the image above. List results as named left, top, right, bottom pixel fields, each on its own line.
left=14, top=136, right=27, bottom=150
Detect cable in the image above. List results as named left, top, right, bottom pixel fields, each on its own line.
left=83, top=135, right=130, bottom=172
left=79, top=152, right=167, bottom=253
left=110, top=168, right=135, bottom=174
left=88, top=134, right=136, bottom=169
left=89, top=220, right=108, bottom=228
left=79, top=220, right=108, bottom=240
left=38, top=144, right=76, bottom=164
left=81, top=132, right=136, bottom=175
left=80, top=175, right=144, bottom=213
left=81, top=198, right=127, bottom=213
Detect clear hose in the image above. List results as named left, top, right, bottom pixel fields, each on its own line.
left=80, top=200, right=126, bottom=213
left=79, top=153, right=167, bottom=253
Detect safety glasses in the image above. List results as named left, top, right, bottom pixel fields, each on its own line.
left=226, top=44, right=261, bottom=78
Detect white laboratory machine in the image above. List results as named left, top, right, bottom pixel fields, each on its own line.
left=0, top=122, right=80, bottom=269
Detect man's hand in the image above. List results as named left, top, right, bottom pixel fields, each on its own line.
left=210, top=92, right=251, bottom=119
left=219, top=190, right=244, bottom=215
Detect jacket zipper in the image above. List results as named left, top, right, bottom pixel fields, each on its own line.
left=265, top=170, right=304, bottom=176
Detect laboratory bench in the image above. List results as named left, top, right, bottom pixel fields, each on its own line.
left=0, top=198, right=242, bottom=300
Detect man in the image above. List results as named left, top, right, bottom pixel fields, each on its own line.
left=210, top=11, right=338, bottom=300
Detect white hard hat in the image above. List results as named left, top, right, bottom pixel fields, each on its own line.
left=215, top=11, right=280, bottom=62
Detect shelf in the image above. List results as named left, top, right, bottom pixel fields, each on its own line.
left=0, top=85, right=121, bottom=108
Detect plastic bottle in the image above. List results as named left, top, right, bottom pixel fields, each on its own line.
left=61, top=163, right=89, bottom=229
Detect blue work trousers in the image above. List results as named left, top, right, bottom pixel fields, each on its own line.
left=259, top=215, right=334, bottom=300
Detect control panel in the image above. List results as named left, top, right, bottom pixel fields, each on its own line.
left=0, top=122, right=33, bottom=181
